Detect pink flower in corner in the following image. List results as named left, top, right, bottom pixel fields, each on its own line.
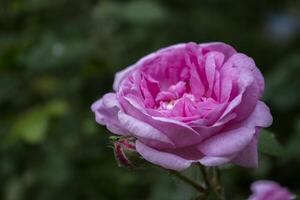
left=91, top=42, right=273, bottom=171
left=249, top=180, right=294, bottom=200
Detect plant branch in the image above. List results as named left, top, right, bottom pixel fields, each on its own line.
left=198, top=164, right=210, bottom=188
left=197, top=164, right=225, bottom=200
left=166, top=169, right=206, bottom=193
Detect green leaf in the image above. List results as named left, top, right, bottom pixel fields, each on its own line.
left=258, top=130, right=284, bottom=157
left=12, top=107, right=49, bottom=144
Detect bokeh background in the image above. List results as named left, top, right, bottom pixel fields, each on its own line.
left=1, top=0, right=300, bottom=199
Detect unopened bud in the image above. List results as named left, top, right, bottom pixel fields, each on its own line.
left=112, top=137, right=144, bottom=169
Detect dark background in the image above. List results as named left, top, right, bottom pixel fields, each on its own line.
left=0, top=0, right=299, bottom=199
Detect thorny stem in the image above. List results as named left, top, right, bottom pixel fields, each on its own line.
left=166, top=169, right=206, bottom=193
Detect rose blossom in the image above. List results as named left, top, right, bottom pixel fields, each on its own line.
left=91, top=42, right=272, bottom=171
left=248, top=180, right=294, bottom=200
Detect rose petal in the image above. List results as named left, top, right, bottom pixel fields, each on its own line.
left=199, top=156, right=233, bottom=166
left=232, top=133, right=258, bottom=168
left=200, top=42, right=237, bottom=60
left=168, top=145, right=203, bottom=160
left=120, top=96, right=203, bottom=147
left=230, top=53, right=265, bottom=96
left=198, top=127, right=256, bottom=156
left=113, top=43, right=186, bottom=91
left=249, top=180, right=294, bottom=200
left=241, top=101, right=273, bottom=128
left=136, top=140, right=192, bottom=171
left=91, top=98, right=105, bottom=124
left=189, top=63, right=205, bottom=97
left=91, top=93, right=129, bottom=135
left=118, top=112, right=175, bottom=149
left=204, top=52, right=218, bottom=96
left=251, top=181, right=281, bottom=194
left=218, top=57, right=259, bottom=122
left=221, top=53, right=264, bottom=122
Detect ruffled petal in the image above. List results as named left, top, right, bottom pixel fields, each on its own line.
left=230, top=53, right=265, bottom=96
left=199, top=42, right=237, bottom=60
left=218, top=54, right=262, bottom=122
left=113, top=65, right=137, bottom=92
left=113, top=44, right=186, bottom=91
left=204, top=52, right=224, bottom=96
left=120, top=96, right=204, bottom=147
left=223, top=54, right=264, bottom=122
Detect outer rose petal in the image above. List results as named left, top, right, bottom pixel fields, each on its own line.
left=113, top=65, right=137, bottom=92
left=229, top=54, right=265, bottom=122
left=136, top=140, right=192, bottom=171
left=232, top=133, right=258, bottom=167
left=118, top=112, right=175, bottom=149
left=198, top=127, right=256, bottom=157
left=241, top=101, right=273, bottom=128
left=218, top=54, right=261, bottom=122
left=91, top=93, right=129, bottom=135
left=230, top=53, right=265, bottom=96
left=199, top=101, right=271, bottom=162
left=199, top=156, right=233, bottom=166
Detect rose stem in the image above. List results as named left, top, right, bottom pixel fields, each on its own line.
left=198, top=164, right=210, bottom=188
left=212, top=167, right=225, bottom=200
left=197, top=164, right=225, bottom=200
left=166, top=169, right=206, bottom=193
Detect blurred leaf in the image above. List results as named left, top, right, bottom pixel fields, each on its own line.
left=148, top=166, right=200, bottom=200
left=285, top=116, right=300, bottom=158
left=123, top=1, right=166, bottom=24
left=32, top=76, right=60, bottom=95
left=82, top=119, right=97, bottom=135
left=92, top=1, right=123, bottom=20
left=0, top=75, right=19, bottom=104
left=18, top=34, right=90, bottom=71
left=258, top=130, right=284, bottom=157
left=4, top=177, right=24, bottom=200
left=22, top=0, right=66, bottom=12
left=265, top=54, right=300, bottom=111
left=12, top=107, right=49, bottom=144
left=45, top=99, right=69, bottom=117
left=93, top=1, right=165, bottom=25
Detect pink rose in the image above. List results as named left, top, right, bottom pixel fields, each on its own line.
left=91, top=42, right=272, bottom=171
left=248, top=180, right=294, bottom=200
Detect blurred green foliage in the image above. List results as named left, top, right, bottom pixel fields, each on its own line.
left=0, top=0, right=299, bottom=199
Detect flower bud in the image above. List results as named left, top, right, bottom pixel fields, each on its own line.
left=112, top=137, right=144, bottom=169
